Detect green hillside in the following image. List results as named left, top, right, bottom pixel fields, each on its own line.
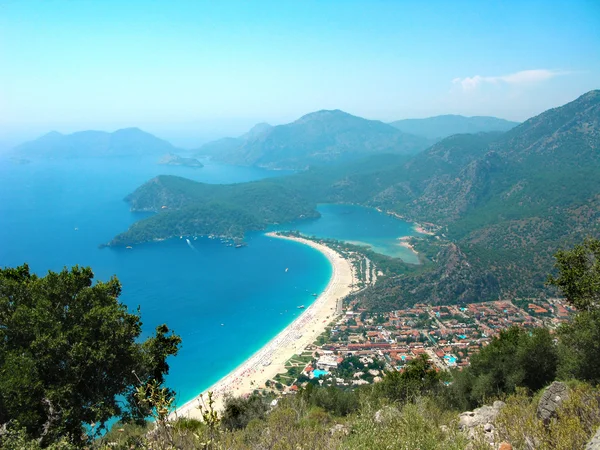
left=114, top=91, right=600, bottom=308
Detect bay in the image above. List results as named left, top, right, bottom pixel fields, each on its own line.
left=0, top=156, right=331, bottom=406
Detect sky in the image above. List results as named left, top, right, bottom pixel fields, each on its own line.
left=1, top=0, right=599, bottom=147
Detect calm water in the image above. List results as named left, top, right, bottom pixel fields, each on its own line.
left=0, top=156, right=331, bottom=406
left=271, top=203, right=419, bottom=263
left=0, top=156, right=416, bottom=407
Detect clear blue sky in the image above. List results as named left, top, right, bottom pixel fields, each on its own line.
left=1, top=0, right=599, bottom=146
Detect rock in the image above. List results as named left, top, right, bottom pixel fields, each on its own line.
left=459, top=401, right=505, bottom=430
left=484, top=422, right=494, bottom=433
left=586, top=426, right=600, bottom=450
left=537, top=381, right=569, bottom=424
left=329, top=424, right=349, bottom=436
left=498, top=443, right=513, bottom=450
left=374, top=406, right=400, bottom=424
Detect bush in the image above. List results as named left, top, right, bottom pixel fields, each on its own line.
left=221, top=394, right=269, bottom=431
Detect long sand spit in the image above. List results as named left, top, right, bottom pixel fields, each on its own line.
left=171, top=232, right=356, bottom=419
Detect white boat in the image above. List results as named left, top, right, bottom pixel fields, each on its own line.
left=285, top=268, right=289, bottom=272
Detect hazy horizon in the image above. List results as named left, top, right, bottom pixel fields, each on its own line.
left=1, top=0, right=599, bottom=148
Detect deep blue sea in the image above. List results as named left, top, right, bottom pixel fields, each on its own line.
left=0, top=155, right=416, bottom=407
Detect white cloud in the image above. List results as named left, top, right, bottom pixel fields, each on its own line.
left=452, top=69, right=569, bottom=91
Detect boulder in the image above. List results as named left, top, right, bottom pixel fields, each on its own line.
left=459, top=401, right=506, bottom=430
left=537, top=381, right=569, bottom=424
left=586, top=426, right=600, bottom=450
left=498, top=443, right=513, bottom=450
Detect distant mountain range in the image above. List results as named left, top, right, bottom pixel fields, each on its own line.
left=15, top=127, right=179, bottom=158
left=389, top=115, right=519, bottom=140
left=114, top=90, right=600, bottom=310
left=195, top=110, right=430, bottom=169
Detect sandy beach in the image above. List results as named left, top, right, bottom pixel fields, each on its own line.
left=397, top=235, right=419, bottom=257
left=171, top=232, right=355, bottom=420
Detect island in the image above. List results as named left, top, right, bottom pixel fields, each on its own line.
left=158, top=153, right=204, bottom=168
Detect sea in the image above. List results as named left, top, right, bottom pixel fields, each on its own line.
left=0, top=155, right=416, bottom=407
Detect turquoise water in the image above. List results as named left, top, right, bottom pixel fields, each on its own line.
left=271, top=204, right=419, bottom=263
left=0, top=156, right=331, bottom=406
left=0, top=155, right=417, bottom=409
left=312, top=369, right=329, bottom=378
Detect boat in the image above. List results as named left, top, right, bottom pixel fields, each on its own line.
left=126, top=246, right=133, bottom=249
left=235, top=243, right=247, bottom=248
left=312, top=293, right=318, bottom=297
left=297, top=305, right=305, bottom=309
left=285, top=268, right=289, bottom=272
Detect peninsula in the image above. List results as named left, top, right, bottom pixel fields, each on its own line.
left=172, top=232, right=356, bottom=418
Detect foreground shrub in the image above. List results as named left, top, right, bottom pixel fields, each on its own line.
left=493, top=384, right=600, bottom=450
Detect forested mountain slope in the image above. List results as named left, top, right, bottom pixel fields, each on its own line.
left=114, top=91, right=600, bottom=309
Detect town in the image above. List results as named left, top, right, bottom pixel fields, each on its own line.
left=269, top=297, right=574, bottom=392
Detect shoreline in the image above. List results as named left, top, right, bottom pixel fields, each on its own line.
left=171, top=232, right=355, bottom=419
left=397, top=236, right=419, bottom=257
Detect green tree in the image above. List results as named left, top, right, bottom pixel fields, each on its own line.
left=0, top=264, right=181, bottom=446
left=548, top=238, right=600, bottom=312
left=448, top=327, right=557, bottom=408
left=221, top=394, right=268, bottom=431
left=548, top=238, right=600, bottom=383
left=375, top=354, right=441, bottom=402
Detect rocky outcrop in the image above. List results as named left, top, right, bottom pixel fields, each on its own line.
left=459, top=401, right=505, bottom=445
left=586, top=426, right=600, bottom=450
left=459, top=400, right=506, bottom=430
left=537, top=381, right=569, bottom=424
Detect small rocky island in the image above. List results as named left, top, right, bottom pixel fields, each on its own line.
left=158, top=153, right=204, bottom=168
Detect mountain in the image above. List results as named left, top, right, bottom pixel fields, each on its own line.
left=240, top=122, right=272, bottom=140
left=389, top=115, right=519, bottom=140
left=15, top=127, right=179, bottom=158
left=196, top=110, right=430, bottom=169
left=355, top=90, right=600, bottom=304
left=195, top=123, right=273, bottom=158
left=116, top=90, right=600, bottom=308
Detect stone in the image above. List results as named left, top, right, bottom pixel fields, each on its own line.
left=498, top=443, right=513, bottom=450
left=374, top=406, right=400, bottom=424
left=329, top=423, right=349, bottom=436
left=586, top=426, right=600, bottom=450
left=459, top=401, right=505, bottom=430
left=484, top=422, right=494, bottom=433
left=537, top=381, right=569, bottom=424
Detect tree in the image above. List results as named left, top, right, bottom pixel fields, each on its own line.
left=548, top=238, right=600, bottom=383
left=548, top=238, right=600, bottom=312
left=0, top=264, right=181, bottom=446
left=221, top=394, right=268, bottom=431
left=447, top=327, right=557, bottom=408
left=375, top=354, right=441, bottom=402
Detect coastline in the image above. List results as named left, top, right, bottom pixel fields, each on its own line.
left=171, top=232, right=355, bottom=419
left=397, top=236, right=419, bottom=257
